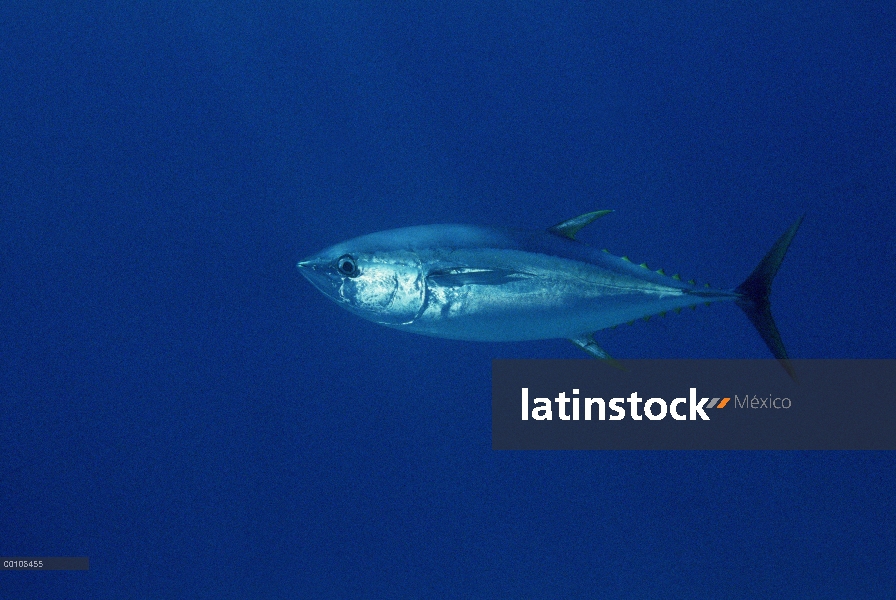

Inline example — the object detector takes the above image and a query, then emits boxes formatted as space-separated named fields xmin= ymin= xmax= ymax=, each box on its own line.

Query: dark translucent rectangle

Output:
xmin=492 ymin=360 xmax=896 ymax=450
xmin=0 ymin=557 xmax=89 ymax=571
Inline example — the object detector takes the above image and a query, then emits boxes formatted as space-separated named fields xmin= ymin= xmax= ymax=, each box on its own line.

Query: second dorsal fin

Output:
xmin=548 ymin=210 xmax=613 ymax=240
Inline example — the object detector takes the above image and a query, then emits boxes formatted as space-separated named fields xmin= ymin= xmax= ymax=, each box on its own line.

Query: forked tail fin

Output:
xmin=735 ymin=216 xmax=804 ymax=379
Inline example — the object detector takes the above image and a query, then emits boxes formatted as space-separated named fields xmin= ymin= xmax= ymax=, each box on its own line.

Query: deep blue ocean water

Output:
xmin=2 ymin=1 xmax=895 ymax=597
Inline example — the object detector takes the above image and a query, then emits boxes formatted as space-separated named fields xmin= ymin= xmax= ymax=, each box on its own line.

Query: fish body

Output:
xmin=297 ymin=211 xmax=802 ymax=375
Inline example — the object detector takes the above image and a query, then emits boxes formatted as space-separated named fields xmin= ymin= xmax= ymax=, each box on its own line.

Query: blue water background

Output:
xmin=2 ymin=1 xmax=895 ymax=597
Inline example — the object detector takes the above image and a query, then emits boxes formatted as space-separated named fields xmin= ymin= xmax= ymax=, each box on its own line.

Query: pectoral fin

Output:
xmin=570 ymin=334 xmax=626 ymax=371
xmin=427 ymin=268 xmax=532 ymax=287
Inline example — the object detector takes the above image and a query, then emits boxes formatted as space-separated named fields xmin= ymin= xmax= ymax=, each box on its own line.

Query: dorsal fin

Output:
xmin=548 ymin=210 xmax=613 ymax=240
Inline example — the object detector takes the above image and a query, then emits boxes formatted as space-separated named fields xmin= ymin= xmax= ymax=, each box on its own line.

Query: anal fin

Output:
xmin=569 ymin=334 xmax=626 ymax=371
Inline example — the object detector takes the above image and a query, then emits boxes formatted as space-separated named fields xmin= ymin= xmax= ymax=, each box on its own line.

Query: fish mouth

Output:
xmin=296 ymin=257 xmax=328 ymax=272
xmin=296 ymin=257 xmax=337 ymax=293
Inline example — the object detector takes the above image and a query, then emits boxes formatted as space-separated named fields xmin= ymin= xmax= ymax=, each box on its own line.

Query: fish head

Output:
xmin=297 ymin=232 xmax=426 ymax=326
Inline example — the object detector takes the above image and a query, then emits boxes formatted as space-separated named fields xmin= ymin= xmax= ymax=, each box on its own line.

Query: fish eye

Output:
xmin=336 ymin=254 xmax=358 ymax=277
